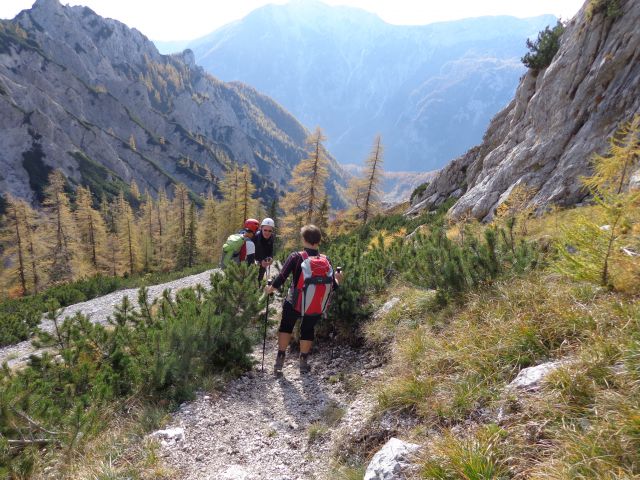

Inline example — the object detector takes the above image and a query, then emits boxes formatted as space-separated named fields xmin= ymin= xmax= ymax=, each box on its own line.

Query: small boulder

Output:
xmin=364 ymin=437 xmax=420 ymax=480
xmin=630 ymin=168 xmax=640 ymax=191
xmin=375 ymin=298 xmax=401 ymax=319
xmin=151 ymin=427 xmax=185 ymax=443
xmin=506 ymin=361 xmax=564 ymax=391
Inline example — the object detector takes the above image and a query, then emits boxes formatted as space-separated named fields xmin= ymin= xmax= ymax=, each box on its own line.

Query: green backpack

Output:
xmin=220 ymin=233 xmax=245 ymax=267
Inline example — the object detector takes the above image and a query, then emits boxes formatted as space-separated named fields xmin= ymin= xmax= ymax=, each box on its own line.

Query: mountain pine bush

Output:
xmin=324 ymin=207 xmax=540 ymax=341
xmin=0 ymin=262 xmax=262 ymax=477
xmin=521 ymin=21 xmax=565 ymax=71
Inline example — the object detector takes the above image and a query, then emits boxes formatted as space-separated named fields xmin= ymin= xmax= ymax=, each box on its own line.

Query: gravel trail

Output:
xmin=157 ymin=327 xmax=383 ymax=480
xmin=0 ymin=269 xmax=219 ymax=368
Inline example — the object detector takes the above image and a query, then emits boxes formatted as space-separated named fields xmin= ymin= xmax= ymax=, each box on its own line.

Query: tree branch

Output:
xmin=10 ymin=407 xmax=60 ymax=436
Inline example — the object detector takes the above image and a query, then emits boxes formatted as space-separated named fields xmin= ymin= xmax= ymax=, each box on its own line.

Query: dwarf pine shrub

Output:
xmin=324 ymin=208 xmax=540 ymax=342
xmin=0 ymin=262 xmax=261 ymax=476
xmin=521 ymin=21 xmax=565 ymax=71
xmin=0 ymin=265 xmax=213 ymax=347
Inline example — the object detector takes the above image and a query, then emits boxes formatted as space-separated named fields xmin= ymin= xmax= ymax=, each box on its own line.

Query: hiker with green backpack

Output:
xmin=220 ymin=219 xmax=260 ymax=268
xmin=265 ymin=224 xmax=343 ymax=375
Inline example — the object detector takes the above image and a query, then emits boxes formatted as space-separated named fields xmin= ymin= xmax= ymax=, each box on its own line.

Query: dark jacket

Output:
xmin=254 ymin=230 xmax=275 ymax=262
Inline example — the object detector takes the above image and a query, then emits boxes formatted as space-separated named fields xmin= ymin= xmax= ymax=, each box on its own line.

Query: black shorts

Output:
xmin=278 ymin=301 xmax=320 ymax=341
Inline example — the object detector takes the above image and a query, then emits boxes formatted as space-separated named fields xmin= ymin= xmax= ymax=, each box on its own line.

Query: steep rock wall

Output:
xmin=408 ymin=0 xmax=640 ymax=220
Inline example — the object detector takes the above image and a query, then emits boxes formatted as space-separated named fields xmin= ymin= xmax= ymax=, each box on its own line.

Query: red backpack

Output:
xmin=289 ymin=251 xmax=334 ymax=316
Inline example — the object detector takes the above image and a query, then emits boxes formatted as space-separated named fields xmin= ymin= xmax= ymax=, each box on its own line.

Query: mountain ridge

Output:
xmin=168 ymin=2 xmax=557 ymax=171
xmin=0 ymin=0 xmax=346 ymax=207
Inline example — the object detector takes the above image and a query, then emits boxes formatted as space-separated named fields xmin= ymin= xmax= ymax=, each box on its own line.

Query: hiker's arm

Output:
xmin=266 ymin=237 xmax=275 ymax=259
xmin=334 ymin=270 xmax=343 ymax=287
xmin=328 ymin=257 xmax=341 ymax=289
xmin=270 ymin=252 xmax=297 ymax=290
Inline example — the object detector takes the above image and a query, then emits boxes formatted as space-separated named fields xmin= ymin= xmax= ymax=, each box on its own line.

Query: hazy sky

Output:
xmin=1 ymin=0 xmax=585 ymax=41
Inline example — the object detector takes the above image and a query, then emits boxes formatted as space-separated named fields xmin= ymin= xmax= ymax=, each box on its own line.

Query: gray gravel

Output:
xmin=157 ymin=329 xmax=383 ymax=480
xmin=0 ymin=269 xmax=219 ymax=368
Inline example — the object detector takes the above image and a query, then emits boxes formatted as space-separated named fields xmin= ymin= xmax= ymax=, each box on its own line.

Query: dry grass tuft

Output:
xmin=370 ymin=271 xmax=639 ymax=477
xmin=36 ymin=403 xmax=175 ymax=480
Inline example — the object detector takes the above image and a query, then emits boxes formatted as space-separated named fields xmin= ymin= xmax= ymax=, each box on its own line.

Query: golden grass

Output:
xmin=367 ymin=270 xmax=639 ymax=478
xmin=34 ymin=403 xmax=176 ymax=480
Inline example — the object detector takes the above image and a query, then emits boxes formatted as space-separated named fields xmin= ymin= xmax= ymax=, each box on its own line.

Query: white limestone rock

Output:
xmin=151 ymin=427 xmax=185 ymax=443
xmin=364 ymin=437 xmax=420 ymax=480
xmin=507 ymin=361 xmax=565 ymax=391
xmin=375 ymin=298 xmax=401 ymax=319
xmin=409 ymin=0 xmax=640 ymax=220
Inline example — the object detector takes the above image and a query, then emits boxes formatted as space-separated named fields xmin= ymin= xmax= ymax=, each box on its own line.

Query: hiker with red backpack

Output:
xmin=220 ymin=218 xmax=260 ymax=268
xmin=265 ymin=224 xmax=343 ymax=375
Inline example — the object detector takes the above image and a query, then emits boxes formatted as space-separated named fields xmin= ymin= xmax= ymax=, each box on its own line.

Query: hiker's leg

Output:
xmin=278 ymin=332 xmax=292 ymax=351
xmin=278 ymin=302 xmax=297 ymax=346
xmin=299 ymin=339 xmax=312 ymax=354
xmin=299 ymin=315 xmax=319 ymax=373
xmin=299 ymin=315 xmax=319 ymax=348
xmin=274 ymin=302 xmax=297 ymax=374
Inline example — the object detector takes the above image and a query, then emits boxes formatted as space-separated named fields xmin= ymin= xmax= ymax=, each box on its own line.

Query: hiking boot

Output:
xmin=299 ymin=353 xmax=311 ymax=374
xmin=274 ymin=351 xmax=286 ymax=376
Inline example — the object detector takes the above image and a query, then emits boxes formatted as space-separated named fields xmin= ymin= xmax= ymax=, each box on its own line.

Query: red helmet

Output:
xmin=244 ymin=218 xmax=260 ymax=233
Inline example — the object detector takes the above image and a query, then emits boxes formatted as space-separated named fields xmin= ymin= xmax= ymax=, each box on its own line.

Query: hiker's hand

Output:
xmin=265 ymin=285 xmax=276 ymax=295
xmin=334 ymin=270 xmax=344 ymax=284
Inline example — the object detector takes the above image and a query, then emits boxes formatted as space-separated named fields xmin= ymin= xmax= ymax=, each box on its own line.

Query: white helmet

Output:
xmin=261 ymin=217 xmax=275 ymax=228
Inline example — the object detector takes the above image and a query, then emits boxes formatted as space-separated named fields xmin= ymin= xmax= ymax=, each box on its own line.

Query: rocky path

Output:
xmin=0 ymin=269 xmax=219 ymax=368
xmin=157 ymin=321 xmax=384 ymax=480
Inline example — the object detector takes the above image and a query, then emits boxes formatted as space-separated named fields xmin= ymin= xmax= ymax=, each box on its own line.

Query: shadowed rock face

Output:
xmin=408 ymin=0 xmax=640 ymax=221
xmin=0 ymin=0 xmax=345 ymax=205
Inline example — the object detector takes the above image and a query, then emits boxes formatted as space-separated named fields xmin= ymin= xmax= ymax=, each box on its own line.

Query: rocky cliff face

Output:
xmin=0 ymin=0 xmax=344 ymax=205
xmin=408 ymin=0 xmax=640 ymax=220
xmin=181 ymin=0 xmax=555 ymax=172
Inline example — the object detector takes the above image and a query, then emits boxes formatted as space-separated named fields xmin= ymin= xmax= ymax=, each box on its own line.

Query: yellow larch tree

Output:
xmin=75 ymin=186 xmax=109 ymax=275
xmin=115 ymin=191 xmax=141 ymax=276
xmin=282 ymin=127 xmax=330 ymax=242
xmin=139 ymin=190 xmax=156 ymax=271
xmin=197 ymin=191 xmax=219 ymax=263
xmin=219 ymin=166 xmax=243 ymax=238
xmin=130 ymin=179 xmax=141 ymax=201
xmin=43 ymin=170 xmax=83 ymax=283
xmin=1 ymin=196 xmax=44 ymax=295
xmin=348 ymin=135 xmax=384 ymax=225
xmin=169 ymin=183 xmax=190 ymax=267
xmin=556 ymin=115 xmax=640 ymax=292
xmin=155 ymin=187 xmax=172 ymax=271
xmin=239 ymin=165 xmax=258 ymax=223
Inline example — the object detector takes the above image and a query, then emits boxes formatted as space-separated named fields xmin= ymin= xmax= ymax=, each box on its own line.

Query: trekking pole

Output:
xmin=330 ymin=267 xmax=342 ymax=361
xmin=261 ymin=279 xmax=272 ymax=372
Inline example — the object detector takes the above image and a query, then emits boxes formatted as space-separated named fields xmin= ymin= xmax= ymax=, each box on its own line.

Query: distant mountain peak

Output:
xmin=0 ymin=0 xmax=346 ymax=207
xmin=185 ymin=9 xmax=557 ymax=172
xmin=31 ymin=0 xmax=63 ymax=12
